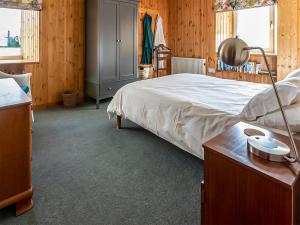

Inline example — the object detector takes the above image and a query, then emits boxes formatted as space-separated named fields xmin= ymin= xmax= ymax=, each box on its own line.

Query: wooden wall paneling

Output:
xmin=169 ymin=0 xmax=297 ymax=81
xmin=183 ymin=2 xmax=190 ymax=57
xmin=192 ymin=0 xmax=199 ymax=58
xmin=25 ymin=0 xmax=85 ymax=108
xmin=298 ymin=0 xmax=300 ymax=75
xmin=138 ymin=0 xmax=170 ymax=57
xmin=0 ymin=0 xmax=85 ymax=109
xmin=201 ymin=0 xmax=207 ymax=59
xmin=138 ymin=8 xmax=156 ymax=63
xmin=277 ymin=0 xmax=298 ymax=80
xmin=0 ymin=64 xmax=25 ymax=74
xmin=168 ymin=0 xmax=181 ymax=57
xmin=65 ymin=0 xmax=85 ymax=100
xmin=207 ymin=0 xmax=216 ymax=72
xmin=4 ymin=0 xmax=300 ymax=107
xmin=168 ymin=0 xmax=216 ymax=73
xmin=65 ymin=0 xmax=73 ymax=93
xmin=78 ymin=0 xmax=85 ymax=100
xmin=168 ymin=0 xmax=174 ymax=56
xmin=25 ymin=0 xmax=49 ymax=108
xmin=47 ymin=0 xmax=66 ymax=105
xmin=138 ymin=0 xmax=169 ymax=76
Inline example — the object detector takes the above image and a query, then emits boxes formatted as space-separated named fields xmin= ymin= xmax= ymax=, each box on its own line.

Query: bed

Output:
xmin=107 ymin=73 xmax=299 ymax=159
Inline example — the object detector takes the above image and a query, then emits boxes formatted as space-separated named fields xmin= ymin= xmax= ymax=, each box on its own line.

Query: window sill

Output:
xmin=0 ymin=60 xmax=39 ymax=65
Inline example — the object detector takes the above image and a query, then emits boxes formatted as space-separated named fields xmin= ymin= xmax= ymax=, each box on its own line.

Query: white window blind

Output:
xmin=216 ymin=11 xmax=233 ymax=50
xmin=21 ymin=10 xmax=39 ymax=62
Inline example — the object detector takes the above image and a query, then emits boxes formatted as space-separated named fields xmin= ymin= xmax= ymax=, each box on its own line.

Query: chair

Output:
xmin=0 ymin=71 xmax=34 ymax=121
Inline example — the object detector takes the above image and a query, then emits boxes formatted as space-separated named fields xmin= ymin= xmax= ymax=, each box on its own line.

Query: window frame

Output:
xmin=0 ymin=55 xmax=23 ymax=60
xmin=0 ymin=8 xmax=40 ymax=63
xmin=0 ymin=8 xmax=22 ymax=60
xmin=232 ymin=5 xmax=277 ymax=54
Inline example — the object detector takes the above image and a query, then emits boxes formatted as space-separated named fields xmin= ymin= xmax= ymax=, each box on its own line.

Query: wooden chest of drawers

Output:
xmin=202 ymin=122 xmax=300 ymax=225
xmin=0 ymin=78 xmax=33 ymax=216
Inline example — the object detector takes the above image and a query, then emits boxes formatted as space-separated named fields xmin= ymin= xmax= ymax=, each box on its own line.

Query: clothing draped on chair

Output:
xmin=141 ymin=14 xmax=154 ymax=65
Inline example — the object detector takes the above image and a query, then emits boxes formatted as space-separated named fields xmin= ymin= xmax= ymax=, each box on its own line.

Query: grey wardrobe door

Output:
xmin=101 ymin=0 xmax=118 ymax=82
xmin=118 ymin=2 xmax=137 ymax=80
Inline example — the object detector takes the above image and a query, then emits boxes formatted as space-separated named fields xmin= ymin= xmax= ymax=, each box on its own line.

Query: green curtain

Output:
xmin=141 ymin=14 xmax=154 ymax=65
xmin=215 ymin=0 xmax=277 ymax=12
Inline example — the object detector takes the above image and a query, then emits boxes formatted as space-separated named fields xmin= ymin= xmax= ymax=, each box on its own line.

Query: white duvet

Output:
xmin=107 ymin=74 xmax=269 ymax=159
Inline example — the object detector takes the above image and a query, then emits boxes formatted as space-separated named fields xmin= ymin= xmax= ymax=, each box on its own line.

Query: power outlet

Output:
xmin=208 ymin=68 xmax=216 ymax=74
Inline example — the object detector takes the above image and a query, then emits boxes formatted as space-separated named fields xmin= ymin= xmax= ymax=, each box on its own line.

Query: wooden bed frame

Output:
xmin=116 ymin=115 xmax=122 ymax=129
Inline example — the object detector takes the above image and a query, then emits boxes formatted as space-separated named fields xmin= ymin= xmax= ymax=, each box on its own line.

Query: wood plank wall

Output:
xmin=168 ymin=0 xmax=216 ymax=74
xmin=138 ymin=0 xmax=170 ymax=75
xmin=277 ymin=0 xmax=298 ymax=80
xmin=168 ymin=0 xmax=300 ymax=80
xmin=0 ymin=0 xmax=85 ymax=109
xmin=28 ymin=0 xmax=84 ymax=108
xmin=2 ymin=0 xmax=299 ymax=109
xmin=138 ymin=0 xmax=169 ymax=63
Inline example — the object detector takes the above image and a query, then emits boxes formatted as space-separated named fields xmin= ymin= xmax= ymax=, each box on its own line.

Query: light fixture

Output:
xmin=218 ymin=37 xmax=299 ymax=163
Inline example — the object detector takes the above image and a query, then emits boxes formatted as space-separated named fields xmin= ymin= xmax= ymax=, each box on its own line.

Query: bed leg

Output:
xmin=116 ymin=115 xmax=122 ymax=129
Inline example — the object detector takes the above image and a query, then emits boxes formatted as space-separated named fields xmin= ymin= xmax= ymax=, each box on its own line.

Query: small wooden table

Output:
xmin=0 ymin=78 xmax=33 ymax=216
xmin=202 ymin=122 xmax=300 ymax=225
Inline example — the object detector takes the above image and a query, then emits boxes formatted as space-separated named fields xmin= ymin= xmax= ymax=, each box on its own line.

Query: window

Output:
xmin=0 ymin=8 xmax=39 ymax=62
xmin=0 ymin=9 xmax=21 ymax=59
xmin=216 ymin=5 xmax=277 ymax=54
xmin=234 ymin=6 xmax=277 ymax=53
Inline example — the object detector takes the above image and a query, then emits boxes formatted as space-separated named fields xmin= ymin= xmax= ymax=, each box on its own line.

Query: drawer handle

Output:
xmin=107 ymin=87 xmax=112 ymax=91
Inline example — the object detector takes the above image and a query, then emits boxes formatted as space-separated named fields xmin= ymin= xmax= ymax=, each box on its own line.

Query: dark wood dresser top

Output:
xmin=0 ymin=78 xmax=31 ymax=109
xmin=203 ymin=122 xmax=300 ymax=187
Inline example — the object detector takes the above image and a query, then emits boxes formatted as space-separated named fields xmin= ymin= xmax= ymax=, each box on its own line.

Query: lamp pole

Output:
xmin=244 ymin=47 xmax=299 ymax=163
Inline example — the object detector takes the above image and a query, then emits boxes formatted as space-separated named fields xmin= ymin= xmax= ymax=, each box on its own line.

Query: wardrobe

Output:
xmin=85 ymin=0 xmax=138 ymax=108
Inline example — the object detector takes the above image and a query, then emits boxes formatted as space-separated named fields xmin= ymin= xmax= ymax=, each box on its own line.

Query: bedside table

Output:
xmin=201 ymin=122 xmax=300 ymax=225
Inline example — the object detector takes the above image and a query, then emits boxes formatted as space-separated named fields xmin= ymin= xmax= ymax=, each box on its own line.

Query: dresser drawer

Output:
xmin=100 ymin=82 xmax=120 ymax=99
xmin=100 ymin=79 xmax=138 ymax=100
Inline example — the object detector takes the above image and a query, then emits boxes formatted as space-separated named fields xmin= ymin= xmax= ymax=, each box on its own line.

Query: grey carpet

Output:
xmin=0 ymin=101 xmax=203 ymax=225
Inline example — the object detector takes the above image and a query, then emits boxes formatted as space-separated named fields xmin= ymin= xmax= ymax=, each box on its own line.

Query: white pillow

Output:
xmin=285 ymin=68 xmax=300 ymax=79
xmin=241 ymin=81 xmax=298 ymax=121
xmin=278 ymin=77 xmax=300 ymax=103
xmin=257 ymin=102 xmax=300 ymax=132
